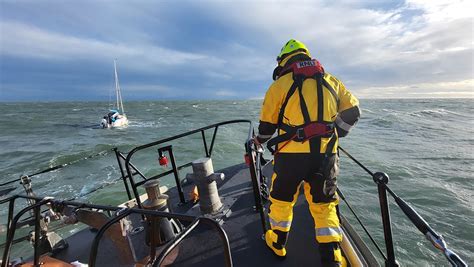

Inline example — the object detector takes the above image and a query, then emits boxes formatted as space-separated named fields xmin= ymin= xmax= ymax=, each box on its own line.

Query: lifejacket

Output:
xmin=267 ymin=58 xmax=340 ymax=155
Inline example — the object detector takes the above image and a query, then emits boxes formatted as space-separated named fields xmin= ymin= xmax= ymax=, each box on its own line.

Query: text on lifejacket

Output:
xmin=297 ymin=61 xmax=316 ymax=68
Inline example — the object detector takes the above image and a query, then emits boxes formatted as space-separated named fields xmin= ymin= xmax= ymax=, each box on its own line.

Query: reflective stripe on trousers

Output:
xmin=269 ymin=217 xmax=292 ymax=229
xmin=316 ymin=226 xmax=342 ymax=238
xmin=268 ymin=153 xmax=342 ymax=240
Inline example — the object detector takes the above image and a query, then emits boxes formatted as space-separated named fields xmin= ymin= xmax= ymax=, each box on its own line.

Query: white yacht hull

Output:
xmin=101 ymin=115 xmax=128 ymax=128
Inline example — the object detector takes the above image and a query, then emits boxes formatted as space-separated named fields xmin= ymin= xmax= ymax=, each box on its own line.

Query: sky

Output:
xmin=0 ymin=0 xmax=473 ymax=101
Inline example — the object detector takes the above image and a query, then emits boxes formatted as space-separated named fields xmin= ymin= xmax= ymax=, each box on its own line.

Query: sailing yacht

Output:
xmin=100 ymin=60 xmax=129 ymax=128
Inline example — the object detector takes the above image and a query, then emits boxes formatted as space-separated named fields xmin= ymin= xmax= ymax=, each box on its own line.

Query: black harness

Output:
xmin=267 ymin=58 xmax=340 ymax=156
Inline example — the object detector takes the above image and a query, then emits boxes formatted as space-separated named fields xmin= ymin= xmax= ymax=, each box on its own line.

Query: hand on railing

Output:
xmin=250 ymin=136 xmax=265 ymax=153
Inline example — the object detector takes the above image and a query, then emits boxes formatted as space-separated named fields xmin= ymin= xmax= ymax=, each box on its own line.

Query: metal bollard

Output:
xmin=142 ymin=180 xmax=175 ymax=246
xmin=186 ymin=158 xmax=224 ymax=214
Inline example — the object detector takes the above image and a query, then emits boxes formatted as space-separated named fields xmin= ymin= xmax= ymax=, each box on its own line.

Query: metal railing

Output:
xmin=244 ymin=135 xmax=467 ymax=267
xmin=1 ymin=119 xmax=467 ymax=267
xmin=121 ymin=120 xmax=253 ymax=209
xmin=337 ymin=146 xmax=467 ymax=267
xmin=1 ymin=120 xmax=253 ymax=267
xmin=244 ymin=139 xmax=269 ymax=235
xmin=1 ymin=195 xmax=233 ymax=267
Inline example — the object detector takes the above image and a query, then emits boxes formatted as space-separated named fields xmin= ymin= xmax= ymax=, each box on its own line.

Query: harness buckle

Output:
xmin=296 ymin=128 xmax=306 ymax=140
xmin=300 ymin=122 xmax=334 ymax=141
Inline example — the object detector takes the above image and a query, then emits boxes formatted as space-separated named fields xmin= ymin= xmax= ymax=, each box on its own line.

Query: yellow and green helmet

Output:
xmin=277 ymin=39 xmax=310 ymax=62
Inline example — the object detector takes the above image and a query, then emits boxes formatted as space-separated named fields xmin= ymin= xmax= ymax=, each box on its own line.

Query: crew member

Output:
xmin=107 ymin=110 xmax=119 ymax=123
xmin=255 ymin=39 xmax=360 ymax=266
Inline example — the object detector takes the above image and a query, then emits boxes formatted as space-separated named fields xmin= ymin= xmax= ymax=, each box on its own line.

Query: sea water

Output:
xmin=0 ymin=99 xmax=472 ymax=265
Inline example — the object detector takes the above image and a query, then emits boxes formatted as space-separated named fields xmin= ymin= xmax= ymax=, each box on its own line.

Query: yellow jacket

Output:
xmin=258 ymin=53 xmax=360 ymax=153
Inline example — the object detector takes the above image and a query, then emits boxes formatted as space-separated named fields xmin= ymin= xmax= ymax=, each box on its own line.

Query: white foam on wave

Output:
xmin=49 ymin=184 xmax=73 ymax=196
xmin=128 ymin=119 xmax=163 ymax=128
xmin=411 ymin=108 xmax=463 ymax=117
xmin=79 ymin=184 xmax=92 ymax=196
xmin=380 ymin=108 xmax=402 ymax=117
xmin=441 ymin=182 xmax=472 ymax=208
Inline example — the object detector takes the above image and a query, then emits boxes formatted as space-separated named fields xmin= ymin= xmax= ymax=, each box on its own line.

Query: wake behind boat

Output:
xmin=100 ymin=60 xmax=128 ymax=129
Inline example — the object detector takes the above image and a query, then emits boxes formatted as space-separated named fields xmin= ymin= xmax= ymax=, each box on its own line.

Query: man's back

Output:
xmin=261 ymin=60 xmax=358 ymax=154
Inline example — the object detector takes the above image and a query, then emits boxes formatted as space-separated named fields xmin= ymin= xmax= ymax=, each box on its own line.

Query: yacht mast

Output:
xmin=113 ymin=59 xmax=125 ymax=115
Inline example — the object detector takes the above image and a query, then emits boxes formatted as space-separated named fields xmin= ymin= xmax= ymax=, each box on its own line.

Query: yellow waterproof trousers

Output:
xmin=267 ymin=153 xmax=343 ymax=263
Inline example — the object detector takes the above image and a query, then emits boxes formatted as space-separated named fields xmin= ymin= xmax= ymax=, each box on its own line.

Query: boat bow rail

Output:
xmin=0 ymin=120 xmax=468 ymax=266
xmin=244 ymin=132 xmax=468 ymax=266
xmin=119 ymin=120 xmax=253 ymax=209
xmin=336 ymin=147 xmax=468 ymax=267
xmin=0 ymin=195 xmax=233 ymax=267
xmin=1 ymin=120 xmax=257 ymax=267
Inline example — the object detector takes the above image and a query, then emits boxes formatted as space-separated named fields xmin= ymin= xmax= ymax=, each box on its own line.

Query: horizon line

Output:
xmin=1 ymin=96 xmax=473 ymax=103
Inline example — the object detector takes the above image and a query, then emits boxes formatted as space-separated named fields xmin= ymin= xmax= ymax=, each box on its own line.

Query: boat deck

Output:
xmin=50 ymin=163 xmax=376 ymax=266
xmin=168 ymin=163 xmax=324 ymax=266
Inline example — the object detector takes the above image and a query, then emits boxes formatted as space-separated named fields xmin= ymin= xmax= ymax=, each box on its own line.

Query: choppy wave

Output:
xmin=48 ymin=148 xmax=112 ymax=167
xmin=409 ymin=108 xmax=464 ymax=118
xmin=366 ymin=117 xmax=394 ymax=128
xmin=361 ymin=108 xmax=374 ymax=114
xmin=128 ymin=119 xmax=163 ymax=128
xmin=0 ymin=99 xmax=472 ymax=264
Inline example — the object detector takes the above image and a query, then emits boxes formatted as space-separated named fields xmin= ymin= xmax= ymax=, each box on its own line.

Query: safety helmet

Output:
xmin=277 ymin=39 xmax=310 ymax=62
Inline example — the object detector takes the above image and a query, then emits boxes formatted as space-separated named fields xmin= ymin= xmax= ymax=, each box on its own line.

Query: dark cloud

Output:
xmin=1 ymin=0 xmax=472 ymax=101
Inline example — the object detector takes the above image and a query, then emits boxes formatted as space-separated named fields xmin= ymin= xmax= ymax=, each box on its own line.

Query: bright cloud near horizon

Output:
xmin=0 ymin=0 xmax=473 ymax=101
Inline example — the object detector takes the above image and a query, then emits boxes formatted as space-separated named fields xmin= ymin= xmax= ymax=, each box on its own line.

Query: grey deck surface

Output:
xmin=147 ymin=163 xmax=325 ymax=266
xmin=52 ymin=163 xmax=361 ymax=266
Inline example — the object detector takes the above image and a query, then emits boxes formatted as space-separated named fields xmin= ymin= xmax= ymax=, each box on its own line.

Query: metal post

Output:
xmin=373 ymin=172 xmax=399 ymax=267
xmin=246 ymin=142 xmax=267 ymax=234
xmin=201 ymin=130 xmax=209 ymax=157
xmin=209 ymin=126 xmax=219 ymax=156
xmin=5 ymin=198 xmax=16 ymax=242
xmin=114 ymin=148 xmax=132 ymax=200
xmin=33 ymin=204 xmax=41 ymax=267
xmin=168 ymin=147 xmax=186 ymax=204
xmin=122 ymin=153 xmax=143 ymax=209
xmin=128 ymin=169 xmax=143 ymax=209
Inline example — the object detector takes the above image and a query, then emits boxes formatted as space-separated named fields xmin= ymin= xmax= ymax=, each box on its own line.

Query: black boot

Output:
xmin=264 ymin=229 xmax=289 ymax=258
xmin=319 ymin=242 xmax=342 ymax=267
